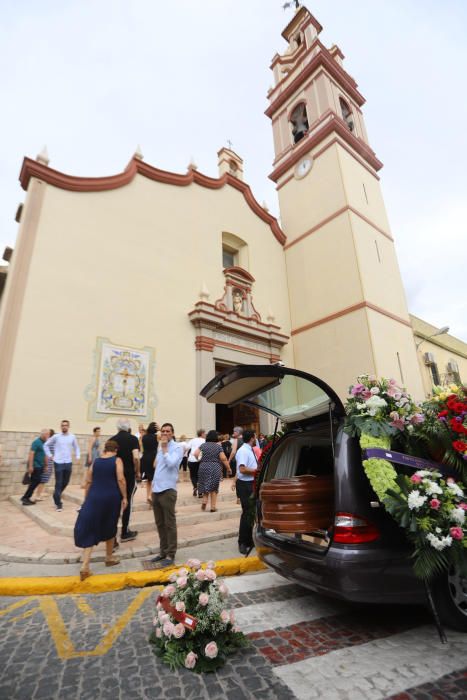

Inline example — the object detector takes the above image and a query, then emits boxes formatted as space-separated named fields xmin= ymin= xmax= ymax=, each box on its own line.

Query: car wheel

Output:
xmin=432 ymin=565 xmax=467 ymax=632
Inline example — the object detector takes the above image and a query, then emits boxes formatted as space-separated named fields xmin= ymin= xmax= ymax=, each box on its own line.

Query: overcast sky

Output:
xmin=1 ymin=0 xmax=466 ymax=340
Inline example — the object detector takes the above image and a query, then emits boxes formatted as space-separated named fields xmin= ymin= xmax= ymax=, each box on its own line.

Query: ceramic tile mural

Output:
xmin=96 ymin=343 xmax=150 ymax=415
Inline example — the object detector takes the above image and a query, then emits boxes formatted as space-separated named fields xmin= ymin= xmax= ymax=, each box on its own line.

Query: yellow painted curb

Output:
xmin=0 ymin=556 xmax=267 ymax=596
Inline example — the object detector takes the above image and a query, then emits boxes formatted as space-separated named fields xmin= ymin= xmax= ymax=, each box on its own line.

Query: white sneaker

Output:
xmin=56 ymin=507 xmax=63 ymax=512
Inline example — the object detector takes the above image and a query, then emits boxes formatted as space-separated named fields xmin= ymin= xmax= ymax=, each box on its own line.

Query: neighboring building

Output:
xmin=0 ymin=6 xmax=464 ymax=496
xmin=411 ymin=315 xmax=467 ymax=397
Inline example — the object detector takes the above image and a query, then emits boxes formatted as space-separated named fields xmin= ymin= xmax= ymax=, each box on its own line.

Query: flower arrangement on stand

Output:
xmin=149 ymin=559 xmax=248 ymax=672
xmin=344 ymin=375 xmax=467 ymax=581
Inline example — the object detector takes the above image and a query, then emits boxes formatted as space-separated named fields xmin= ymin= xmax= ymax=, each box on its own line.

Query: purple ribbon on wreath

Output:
xmin=364 ymin=448 xmax=449 ymax=475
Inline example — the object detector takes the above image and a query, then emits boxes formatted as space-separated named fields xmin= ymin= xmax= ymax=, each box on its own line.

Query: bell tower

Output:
xmin=269 ymin=5 xmax=423 ymax=398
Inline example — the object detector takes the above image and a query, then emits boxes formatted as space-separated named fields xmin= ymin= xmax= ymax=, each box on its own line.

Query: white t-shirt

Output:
xmin=178 ymin=440 xmax=190 ymax=455
xmin=187 ymin=437 xmax=205 ymax=462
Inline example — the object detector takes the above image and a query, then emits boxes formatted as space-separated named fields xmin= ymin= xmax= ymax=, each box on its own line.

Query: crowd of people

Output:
xmin=20 ymin=419 xmax=268 ymax=579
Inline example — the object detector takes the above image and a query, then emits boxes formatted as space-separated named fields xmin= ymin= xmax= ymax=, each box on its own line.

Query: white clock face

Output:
xmin=294 ymin=157 xmax=313 ymax=179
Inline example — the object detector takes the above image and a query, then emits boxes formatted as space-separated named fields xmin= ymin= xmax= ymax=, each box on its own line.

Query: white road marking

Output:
xmin=273 ymin=624 xmax=467 ymax=700
xmin=226 ymin=571 xmax=291 ymax=594
xmin=234 ymin=594 xmax=344 ymax=633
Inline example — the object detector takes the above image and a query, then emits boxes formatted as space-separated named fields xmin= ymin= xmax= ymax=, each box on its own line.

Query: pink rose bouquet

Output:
xmin=149 ymin=559 xmax=248 ymax=672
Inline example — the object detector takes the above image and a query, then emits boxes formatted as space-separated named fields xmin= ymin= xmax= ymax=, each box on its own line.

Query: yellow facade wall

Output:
xmin=291 ymin=308 xmax=376 ymax=399
xmin=337 ymin=146 xmax=391 ymax=233
xmin=350 ymin=213 xmax=411 ymax=320
xmin=366 ymin=309 xmax=424 ymax=399
xmin=285 ymin=212 xmax=363 ymax=331
xmin=278 ymin=143 xmax=347 ymax=242
xmin=0 ymin=175 xmax=293 ymax=435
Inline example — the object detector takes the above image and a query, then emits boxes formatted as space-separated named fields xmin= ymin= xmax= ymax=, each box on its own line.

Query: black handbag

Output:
xmin=22 ymin=470 xmax=31 ymax=485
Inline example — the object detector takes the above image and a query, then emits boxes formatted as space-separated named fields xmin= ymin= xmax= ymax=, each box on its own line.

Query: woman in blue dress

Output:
xmin=74 ymin=439 xmax=127 ymax=580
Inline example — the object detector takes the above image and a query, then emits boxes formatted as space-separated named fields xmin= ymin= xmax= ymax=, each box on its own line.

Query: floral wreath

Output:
xmin=345 ymin=375 xmax=467 ymax=582
xmin=149 ymin=559 xmax=248 ymax=672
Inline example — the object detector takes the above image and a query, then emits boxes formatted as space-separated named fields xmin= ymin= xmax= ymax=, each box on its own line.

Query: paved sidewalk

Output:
xmin=1 ymin=479 xmax=241 ymax=571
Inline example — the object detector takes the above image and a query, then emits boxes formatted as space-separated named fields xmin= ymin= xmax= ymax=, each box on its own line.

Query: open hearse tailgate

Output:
xmin=200 ymin=365 xmax=345 ymax=424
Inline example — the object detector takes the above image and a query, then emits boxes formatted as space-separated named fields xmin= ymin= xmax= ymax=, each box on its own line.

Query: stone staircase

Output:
xmin=6 ymin=479 xmax=241 ymax=563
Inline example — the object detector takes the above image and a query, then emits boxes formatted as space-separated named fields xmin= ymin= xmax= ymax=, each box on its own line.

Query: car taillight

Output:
xmin=333 ymin=512 xmax=380 ymax=544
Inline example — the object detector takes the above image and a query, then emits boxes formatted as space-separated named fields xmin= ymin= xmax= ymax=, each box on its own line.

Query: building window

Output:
xmin=290 ymin=102 xmax=309 ymax=144
xmin=446 ymin=360 xmax=461 ymax=385
xmin=339 ymin=97 xmax=354 ymax=132
xmin=222 ymin=232 xmax=248 ymax=270
xmin=222 ymin=247 xmax=236 ymax=269
xmin=430 ymin=362 xmax=441 ymax=386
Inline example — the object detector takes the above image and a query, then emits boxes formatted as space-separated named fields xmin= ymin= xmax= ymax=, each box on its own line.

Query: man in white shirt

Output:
xmin=235 ymin=430 xmax=258 ymax=555
xmin=44 ymin=419 xmax=80 ymax=512
xmin=187 ymin=429 xmax=205 ymax=497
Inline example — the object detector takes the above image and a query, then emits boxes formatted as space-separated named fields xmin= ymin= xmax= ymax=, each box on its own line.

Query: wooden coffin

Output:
xmin=260 ymin=474 xmax=333 ymax=533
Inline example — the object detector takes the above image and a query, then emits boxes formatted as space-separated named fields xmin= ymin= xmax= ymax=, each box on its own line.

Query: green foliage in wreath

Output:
xmin=383 ymin=473 xmax=467 ymax=581
xmin=149 ymin=627 xmax=248 ymax=674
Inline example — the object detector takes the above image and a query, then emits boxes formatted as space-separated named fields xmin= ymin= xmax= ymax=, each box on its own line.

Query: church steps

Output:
xmin=8 ymin=494 xmax=239 ymax=537
xmin=61 ymin=485 xmax=236 ymax=510
xmin=0 ymin=518 xmax=239 ymax=565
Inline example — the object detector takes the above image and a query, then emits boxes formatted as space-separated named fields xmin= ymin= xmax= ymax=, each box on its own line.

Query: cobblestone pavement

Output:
xmin=0 ymin=571 xmax=466 ymax=700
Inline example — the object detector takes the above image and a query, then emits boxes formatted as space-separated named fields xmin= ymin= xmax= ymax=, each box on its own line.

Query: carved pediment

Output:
xmin=188 ymin=266 xmax=289 ymax=361
xmin=214 ymin=266 xmax=261 ymax=320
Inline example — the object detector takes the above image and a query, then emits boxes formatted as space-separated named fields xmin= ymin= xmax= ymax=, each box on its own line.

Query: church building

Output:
xmin=0 ymin=6 xmax=465 ymax=496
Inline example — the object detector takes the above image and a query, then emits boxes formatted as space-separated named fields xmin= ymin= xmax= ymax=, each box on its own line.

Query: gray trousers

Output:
xmin=152 ymin=489 xmax=177 ymax=559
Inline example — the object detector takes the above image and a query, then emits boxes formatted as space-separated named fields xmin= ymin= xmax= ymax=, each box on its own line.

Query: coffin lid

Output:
xmin=200 ymin=364 xmax=345 ymax=424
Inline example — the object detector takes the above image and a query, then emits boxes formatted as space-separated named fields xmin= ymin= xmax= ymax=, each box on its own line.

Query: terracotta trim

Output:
xmin=348 ymin=207 xmax=392 ymax=241
xmin=0 ymin=179 xmax=46 ymax=423
xmin=291 ymin=301 xmax=411 ymax=336
xmin=271 ymin=41 xmax=306 ymax=69
xmin=19 ymin=157 xmax=287 ymax=247
xmin=189 ymin=303 xmax=289 ymax=340
xmin=195 ymin=336 xmax=215 ymax=352
xmin=284 ymin=206 xmax=349 ymax=250
xmin=194 ymin=334 xmax=281 ymax=361
xmin=276 ymin=171 xmax=295 ymax=190
xmin=364 ymin=302 xmax=412 ymax=328
xmin=266 ymin=43 xmax=364 ymax=118
xmin=213 ymin=339 xmax=279 ymax=361
xmin=281 ymin=6 xmax=318 ymax=40
xmin=223 ymin=266 xmax=255 ymax=283
xmin=276 ymin=136 xmax=381 ymax=189
xmin=283 ymin=205 xmax=393 ymax=251
xmin=329 ymin=137 xmax=381 ymax=181
xmin=269 ymin=115 xmax=382 ymax=182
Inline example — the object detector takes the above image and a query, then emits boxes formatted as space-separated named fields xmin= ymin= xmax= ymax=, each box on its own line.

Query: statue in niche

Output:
xmin=232 ymin=290 xmax=244 ymax=314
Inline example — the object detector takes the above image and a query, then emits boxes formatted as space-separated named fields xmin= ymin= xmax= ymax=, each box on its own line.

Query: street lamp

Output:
xmin=415 ymin=326 xmax=450 ymax=350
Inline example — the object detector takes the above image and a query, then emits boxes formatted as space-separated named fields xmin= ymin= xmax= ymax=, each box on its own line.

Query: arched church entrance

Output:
xmin=189 ymin=266 xmax=289 ymax=435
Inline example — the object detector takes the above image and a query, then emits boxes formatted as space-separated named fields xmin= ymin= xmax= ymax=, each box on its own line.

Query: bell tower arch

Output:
xmin=268 ymin=5 xmax=423 ymax=398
